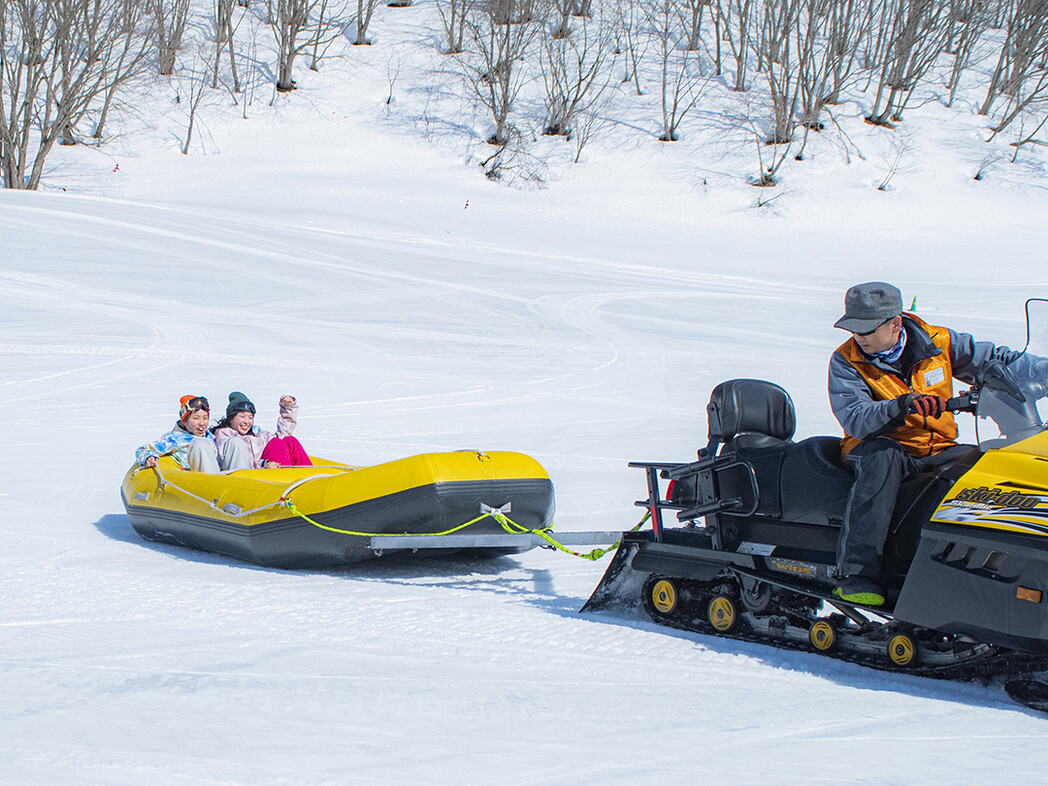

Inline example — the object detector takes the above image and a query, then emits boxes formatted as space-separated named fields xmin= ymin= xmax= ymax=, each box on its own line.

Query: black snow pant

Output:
xmin=836 ymin=437 xmax=973 ymax=581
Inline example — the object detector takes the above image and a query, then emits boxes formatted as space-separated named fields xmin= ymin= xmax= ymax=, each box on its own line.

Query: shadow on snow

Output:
xmin=93 ymin=512 xmax=1034 ymax=717
xmin=93 ymin=511 xmax=574 ymax=614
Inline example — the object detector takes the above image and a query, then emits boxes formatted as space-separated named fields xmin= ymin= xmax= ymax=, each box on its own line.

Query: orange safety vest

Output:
xmin=837 ymin=315 xmax=957 ymax=459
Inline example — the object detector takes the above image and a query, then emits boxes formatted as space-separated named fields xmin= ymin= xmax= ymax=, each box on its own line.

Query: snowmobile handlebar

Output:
xmin=945 ymin=391 xmax=976 ymax=414
xmin=978 ymin=359 xmax=1027 ymax=402
xmin=945 ymin=363 xmax=1028 ymax=415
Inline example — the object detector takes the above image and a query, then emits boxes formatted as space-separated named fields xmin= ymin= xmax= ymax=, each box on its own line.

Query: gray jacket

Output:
xmin=828 ymin=314 xmax=1043 ymax=441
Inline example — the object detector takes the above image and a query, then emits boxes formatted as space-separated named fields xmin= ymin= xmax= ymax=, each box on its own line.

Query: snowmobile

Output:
xmin=584 ymin=300 xmax=1048 ymax=705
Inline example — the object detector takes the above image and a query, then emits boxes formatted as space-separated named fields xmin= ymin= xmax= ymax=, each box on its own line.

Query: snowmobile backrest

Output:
xmin=706 ymin=379 xmax=797 ymax=455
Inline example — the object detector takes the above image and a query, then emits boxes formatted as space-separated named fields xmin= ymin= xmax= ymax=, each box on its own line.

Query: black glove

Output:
xmin=906 ymin=393 xmax=947 ymax=418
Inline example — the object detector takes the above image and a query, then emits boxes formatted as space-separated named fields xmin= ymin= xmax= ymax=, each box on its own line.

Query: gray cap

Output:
xmin=833 ymin=282 xmax=903 ymax=333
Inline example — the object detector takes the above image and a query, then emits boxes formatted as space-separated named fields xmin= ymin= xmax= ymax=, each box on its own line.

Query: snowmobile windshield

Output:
xmin=974 ymin=299 xmax=1048 ymax=451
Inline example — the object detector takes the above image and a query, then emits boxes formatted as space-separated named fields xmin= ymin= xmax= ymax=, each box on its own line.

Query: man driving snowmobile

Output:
xmin=829 ymin=282 xmax=1047 ymax=606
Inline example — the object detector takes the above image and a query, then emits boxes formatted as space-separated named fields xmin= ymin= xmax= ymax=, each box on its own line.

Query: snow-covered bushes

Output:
xmin=4 ymin=0 xmax=1048 ymax=188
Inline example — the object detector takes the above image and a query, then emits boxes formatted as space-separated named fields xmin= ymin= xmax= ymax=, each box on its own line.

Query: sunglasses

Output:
xmin=853 ymin=318 xmax=893 ymax=338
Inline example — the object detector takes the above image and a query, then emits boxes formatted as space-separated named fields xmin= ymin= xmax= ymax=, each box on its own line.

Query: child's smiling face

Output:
xmin=231 ymin=410 xmax=254 ymax=436
xmin=182 ymin=409 xmax=210 ymax=436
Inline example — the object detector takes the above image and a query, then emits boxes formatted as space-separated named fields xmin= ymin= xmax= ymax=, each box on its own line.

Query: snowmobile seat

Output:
xmin=706 ymin=379 xmax=796 ymax=455
xmin=778 ymin=436 xmax=853 ymax=526
xmin=705 ymin=380 xmax=797 ymax=518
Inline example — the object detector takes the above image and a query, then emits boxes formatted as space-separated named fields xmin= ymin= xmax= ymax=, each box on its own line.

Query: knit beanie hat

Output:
xmin=225 ymin=391 xmax=256 ymax=420
xmin=179 ymin=395 xmax=210 ymax=422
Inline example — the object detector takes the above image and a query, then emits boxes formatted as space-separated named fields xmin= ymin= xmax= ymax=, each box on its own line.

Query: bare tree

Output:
xmin=794 ymin=0 xmax=831 ymax=128
xmin=614 ymin=0 xmax=647 ymax=94
xmin=677 ymin=0 xmax=710 ymax=50
xmin=866 ymin=0 xmax=950 ymax=126
xmin=787 ymin=0 xmax=867 ymax=134
xmin=987 ymin=64 xmax=1048 ymax=141
xmin=750 ymin=131 xmax=790 ymax=186
xmin=710 ymin=0 xmax=722 ymax=72
xmin=273 ymin=0 xmax=341 ymax=90
xmin=309 ymin=0 xmax=341 ymax=66
xmin=717 ymin=0 xmax=755 ymax=91
xmin=979 ymin=0 xmax=1048 ymax=116
xmin=212 ymin=0 xmax=242 ymax=91
xmin=645 ymin=0 xmax=706 ymax=140
xmin=0 ymin=0 xmax=150 ymax=189
xmin=238 ymin=14 xmax=264 ymax=117
xmin=994 ymin=95 xmax=1048 ymax=158
xmin=821 ymin=0 xmax=872 ymax=105
xmin=274 ymin=0 xmax=308 ymax=89
xmin=551 ymin=0 xmax=575 ymax=37
xmin=94 ymin=0 xmax=153 ymax=137
xmin=571 ymin=93 xmax=607 ymax=161
xmin=460 ymin=0 xmax=544 ymax=144
xmin=356 ymin=0 xmax=380 ymax=43
xmin=151 ymin=0 xmax=192 ymax=76
xmin=180 ymin=50 xmax=211 ymax=154
xmin=436 ymin=0 xmax=472 ymax=52
xmin=944 ymin=0 xmax=994 ymax=107
xmin=756 ymin=0 xmax=800 ymax=143
xmin=540 ymin=13 xmax=612 ymax=135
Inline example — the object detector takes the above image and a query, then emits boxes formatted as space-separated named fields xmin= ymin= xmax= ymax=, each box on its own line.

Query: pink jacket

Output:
xmin=213 ymin=398 xmax=298 ymax=469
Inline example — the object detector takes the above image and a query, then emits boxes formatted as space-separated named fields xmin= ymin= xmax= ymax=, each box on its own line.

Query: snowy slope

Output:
xmin=6 ymin=184 xmax=1048 ymax=783
xmin=6 ymin=3 xmax=1048 ymax=781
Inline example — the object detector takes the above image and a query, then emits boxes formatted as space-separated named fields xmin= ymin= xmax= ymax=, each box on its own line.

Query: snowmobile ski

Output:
xmin=1005 ymin=679 xmax=1048 ymax=713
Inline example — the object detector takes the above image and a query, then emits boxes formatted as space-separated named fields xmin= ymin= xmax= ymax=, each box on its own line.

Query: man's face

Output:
xmin=852 ymin=315 xmax=902 ymax=355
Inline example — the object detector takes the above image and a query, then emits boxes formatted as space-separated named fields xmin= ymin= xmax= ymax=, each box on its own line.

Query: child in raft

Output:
xmin=135 ymin=395 xmax=220 ymax=472
xmin=211 ymin=392 xmax=312 ymax=471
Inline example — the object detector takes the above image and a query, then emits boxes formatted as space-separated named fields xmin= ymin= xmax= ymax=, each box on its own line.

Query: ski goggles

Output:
xmin=227 ymin=400 xmax=256 ymax=416
xmin=179 ymin=395 xmax=210 ymax=420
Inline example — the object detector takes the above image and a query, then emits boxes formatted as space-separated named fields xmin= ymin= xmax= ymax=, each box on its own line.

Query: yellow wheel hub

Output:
xmin=888 ymin=633 xmax=917 ymax=667
xmin=651 ymin=579 xmax=677 ymax=615
xmin=809 ymin=619 xmax=837 ymax=652
xmin=707 ymin=595 xmax=737 ymax=632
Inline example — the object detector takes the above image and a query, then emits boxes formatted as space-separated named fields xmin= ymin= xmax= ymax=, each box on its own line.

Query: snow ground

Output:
xmin=5 ymin=3 xmax=1048 ymax=782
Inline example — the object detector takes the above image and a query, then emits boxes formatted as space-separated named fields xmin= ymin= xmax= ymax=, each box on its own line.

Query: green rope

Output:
xmin=281 ymin=497 xmax=652 ymax=561
xmin=516 ymin=509 xmax=651 ymax=561
xmin=281 ymin=498 xmax=494 ymax=538
xmin=146 ymin=464 xmax=650 ymax=561
xmin=145 ymin=464 xmax=650 ymax=562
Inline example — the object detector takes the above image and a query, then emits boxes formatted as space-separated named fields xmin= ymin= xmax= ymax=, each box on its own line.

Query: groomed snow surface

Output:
xmin=6 ymin=3 xmax=1048 ymax=782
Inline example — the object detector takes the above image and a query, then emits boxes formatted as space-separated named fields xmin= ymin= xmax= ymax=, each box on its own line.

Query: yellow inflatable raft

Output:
xmin=121 ymin=450 xmax=555 ymax=568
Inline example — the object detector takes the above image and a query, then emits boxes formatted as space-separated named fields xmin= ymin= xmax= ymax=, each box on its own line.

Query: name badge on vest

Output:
xmin=924 ymin=366 xmax=946 ymax=387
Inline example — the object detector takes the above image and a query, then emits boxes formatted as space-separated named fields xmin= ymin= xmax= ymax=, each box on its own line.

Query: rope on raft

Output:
xmin=141 ymin=465 xmax=650 ymax=562
xmin=144 ymin=464 xmax=352 ymax=519
xmin=281 ymin=500 xmax=652 ymax=562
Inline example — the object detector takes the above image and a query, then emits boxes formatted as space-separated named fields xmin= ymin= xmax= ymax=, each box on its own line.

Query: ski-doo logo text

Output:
xmin=954 ymin=486 xmax=1040 ymax=510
